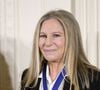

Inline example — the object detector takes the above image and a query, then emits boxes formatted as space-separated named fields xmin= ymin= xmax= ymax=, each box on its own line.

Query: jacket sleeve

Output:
xmin=21 ymin=69 xmax=28 ymax=90
xmin=90 ymin=70 xmax=100 ymax=90
xmin=94 ymin=71 xmax=100 ymax=89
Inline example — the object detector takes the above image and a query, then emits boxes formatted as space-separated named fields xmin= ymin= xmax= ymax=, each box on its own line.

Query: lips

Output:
xmin=44 ymin=49 xmax=56 ymax=51
xmin=43 ymin=49 xmax=56 ymax=54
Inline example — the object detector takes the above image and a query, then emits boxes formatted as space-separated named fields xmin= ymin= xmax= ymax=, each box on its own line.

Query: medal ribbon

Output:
xmin=42 ymin=65 xmax=66 ymax=90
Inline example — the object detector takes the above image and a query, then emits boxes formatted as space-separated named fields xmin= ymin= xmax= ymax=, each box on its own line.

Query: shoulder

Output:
xmin=88 ymin=68 xmax=100 ymax=89
xmin=21 ymin=69 xmax=42 ymax=90
xmin=21 ymin=68 xmax=28 ymax=90
xmin=21 ymin=69 xmax=28 ymax=80
xmin=88 ymin=68 xmax=100 ymax=81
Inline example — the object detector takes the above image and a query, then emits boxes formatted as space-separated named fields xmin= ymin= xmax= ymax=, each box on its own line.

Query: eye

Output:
xmin=53 ymin=34 xmax=61 ymax=37
xmin=39 ymin=34 xmax=47 ymax=38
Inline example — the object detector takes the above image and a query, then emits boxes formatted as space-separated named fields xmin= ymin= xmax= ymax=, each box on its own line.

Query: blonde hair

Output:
xmin=22 ymin=10 xmax=99 ymax=90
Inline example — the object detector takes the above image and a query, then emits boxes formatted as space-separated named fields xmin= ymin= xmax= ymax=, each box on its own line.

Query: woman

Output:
xmin=21 ymin=10 xmax=100 ymax=90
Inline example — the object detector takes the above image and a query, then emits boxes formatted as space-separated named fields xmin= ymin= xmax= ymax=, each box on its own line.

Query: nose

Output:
xmin=45 ymin=37 xmax=53 ymax=46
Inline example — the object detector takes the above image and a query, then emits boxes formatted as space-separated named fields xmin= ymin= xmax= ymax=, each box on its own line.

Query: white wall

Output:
xmin=0 ymin=0 xmax=100 ymax=90
xmin=73 ymin=0 xmax=100 ymax=67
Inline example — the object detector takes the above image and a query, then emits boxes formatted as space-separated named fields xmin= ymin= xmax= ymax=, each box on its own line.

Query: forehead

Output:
xmin=40 ymin=18 xmax=64 ymax=33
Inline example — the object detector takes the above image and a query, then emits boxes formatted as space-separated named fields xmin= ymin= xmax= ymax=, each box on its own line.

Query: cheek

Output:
xmin=39 ymin=39 xmax=45 ymax=49
xmin=55 ymin=39 xmax=65 ymax=48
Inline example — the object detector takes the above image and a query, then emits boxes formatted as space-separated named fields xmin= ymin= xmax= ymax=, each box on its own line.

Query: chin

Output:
xmin=45 ymin=56 xmax=58 ymax=62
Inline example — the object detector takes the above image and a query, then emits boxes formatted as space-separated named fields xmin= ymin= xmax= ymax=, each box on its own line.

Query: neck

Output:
xmin=48 ymin=62 xmax=64 ymax=81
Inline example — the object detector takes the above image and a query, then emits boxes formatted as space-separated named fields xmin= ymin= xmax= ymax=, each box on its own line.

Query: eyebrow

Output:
xmin=40 ymin=32 xmax=64 ymax=34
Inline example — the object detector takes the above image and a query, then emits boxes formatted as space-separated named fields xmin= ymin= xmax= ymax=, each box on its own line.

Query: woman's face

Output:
xmin=39 ymin=18 xmax=65 ymax=63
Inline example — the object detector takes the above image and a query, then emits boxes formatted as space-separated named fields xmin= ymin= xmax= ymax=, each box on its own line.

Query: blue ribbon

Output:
xmin=42 ymin=65 xmax=66 ymax=90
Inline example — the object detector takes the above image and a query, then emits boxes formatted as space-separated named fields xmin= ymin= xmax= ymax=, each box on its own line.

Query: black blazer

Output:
xmin=21 ymin=69 xmax=100 ymax=90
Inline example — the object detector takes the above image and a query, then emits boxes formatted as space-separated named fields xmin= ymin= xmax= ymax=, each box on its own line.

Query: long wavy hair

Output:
xmin=22 ymin=10 xmax=99 ymax=90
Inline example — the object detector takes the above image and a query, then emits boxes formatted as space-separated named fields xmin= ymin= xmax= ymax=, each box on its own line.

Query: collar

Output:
xmin=39 ymin=64 xmax=68 ymax=80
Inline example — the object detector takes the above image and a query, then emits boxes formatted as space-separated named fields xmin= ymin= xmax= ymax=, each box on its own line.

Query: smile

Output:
xmin=44 ymin=49 xmax=56 ymax=53
xmin=44 ymin=49 xmax=56 ymax=51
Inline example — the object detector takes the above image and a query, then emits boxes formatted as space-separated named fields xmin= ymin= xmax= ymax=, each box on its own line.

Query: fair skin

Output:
xmin=39 ymin=18 xmax=65 ymax=81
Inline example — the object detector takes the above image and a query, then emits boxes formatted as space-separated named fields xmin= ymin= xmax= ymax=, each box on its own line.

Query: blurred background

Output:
xmin=0 ymin=0 xmax=100 ymax=90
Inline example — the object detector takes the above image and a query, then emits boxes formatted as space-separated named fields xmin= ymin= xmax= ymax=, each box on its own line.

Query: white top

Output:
xmin=39 ymin=65 xmax=68 ymax=90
